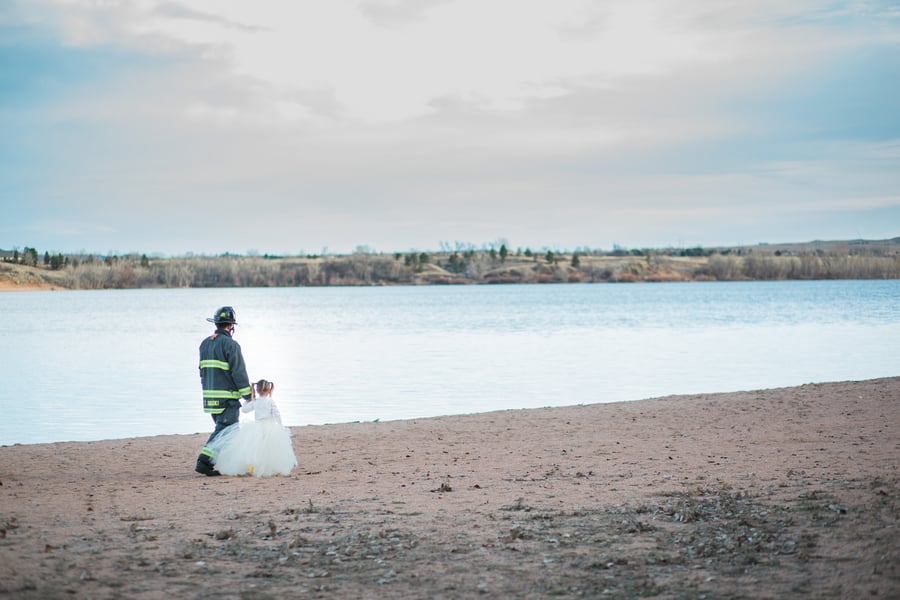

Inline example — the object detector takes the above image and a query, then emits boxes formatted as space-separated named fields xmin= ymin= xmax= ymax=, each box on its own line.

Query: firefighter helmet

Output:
xmin=207 ymin=306 xmax=238 ymax=324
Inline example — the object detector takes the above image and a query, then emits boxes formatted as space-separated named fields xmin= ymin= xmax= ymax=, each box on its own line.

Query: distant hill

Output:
xmin=727 ymin=238 xmax=900 ymax=255
xmin=2 ymin=238 xmax=899 ymax=259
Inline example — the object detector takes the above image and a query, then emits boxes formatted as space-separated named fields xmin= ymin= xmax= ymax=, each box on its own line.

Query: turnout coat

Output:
xmin=199 ymin=328 xmax=252 ymax=414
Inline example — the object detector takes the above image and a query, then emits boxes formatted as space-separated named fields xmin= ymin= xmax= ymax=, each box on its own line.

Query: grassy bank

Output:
xmin=2 ymin=239 xmax=899 ymax=290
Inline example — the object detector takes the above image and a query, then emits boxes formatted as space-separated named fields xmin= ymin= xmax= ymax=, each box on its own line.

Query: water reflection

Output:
xmin=1 ymin=281 xmax=897 ymax=444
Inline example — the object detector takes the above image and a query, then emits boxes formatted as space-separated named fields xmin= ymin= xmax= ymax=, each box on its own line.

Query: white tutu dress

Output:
xmin=208 ymin=395 xmax=297 ymax=477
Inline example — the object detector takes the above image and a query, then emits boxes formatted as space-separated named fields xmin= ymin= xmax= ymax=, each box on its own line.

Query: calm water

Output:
xmin=1 ymin=281 xmax=897 ymax=445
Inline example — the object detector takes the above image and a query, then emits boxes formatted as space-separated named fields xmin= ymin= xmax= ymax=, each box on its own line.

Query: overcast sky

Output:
xmin=2 ymin=0 xmax=898 ymax=256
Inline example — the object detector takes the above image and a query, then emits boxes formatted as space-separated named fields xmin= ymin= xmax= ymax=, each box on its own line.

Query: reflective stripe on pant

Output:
xmin=198 ymin=401 xmax=240 ymax=465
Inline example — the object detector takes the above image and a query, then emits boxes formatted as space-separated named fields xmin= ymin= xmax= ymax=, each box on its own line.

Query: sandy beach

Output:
xmin=1 ymin=378 xmax=897 ymax=599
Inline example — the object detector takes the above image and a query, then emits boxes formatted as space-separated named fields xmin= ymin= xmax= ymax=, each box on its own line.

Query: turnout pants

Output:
xmin=196 ymin=401 xmax=241 ymax=471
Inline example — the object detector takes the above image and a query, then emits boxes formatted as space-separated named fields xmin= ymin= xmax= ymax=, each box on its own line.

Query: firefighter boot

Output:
xmin=195 ymin=456 xmax=221 ymax=477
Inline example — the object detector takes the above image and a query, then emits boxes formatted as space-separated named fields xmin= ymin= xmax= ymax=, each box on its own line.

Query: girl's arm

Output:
xmin=273 ymin=403 xmax=283 ymax=425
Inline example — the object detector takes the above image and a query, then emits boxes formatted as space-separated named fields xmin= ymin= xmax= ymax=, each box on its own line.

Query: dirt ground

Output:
xmin=1 ymin=378 xmax=897 ymax=599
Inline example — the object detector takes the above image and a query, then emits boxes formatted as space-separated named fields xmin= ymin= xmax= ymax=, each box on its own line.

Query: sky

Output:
xmin=1 ymin=0 xmax=899 ymax=256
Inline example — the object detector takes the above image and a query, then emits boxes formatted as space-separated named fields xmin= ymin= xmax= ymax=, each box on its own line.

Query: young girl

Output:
xmin=208 ymin=379 xmax=297 ymax=477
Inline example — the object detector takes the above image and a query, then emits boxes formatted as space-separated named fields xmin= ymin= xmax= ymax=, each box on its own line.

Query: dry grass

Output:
xmin=2 ymin=241 xmax=899 ymax=290
xmin=0 ymin=263 xmax=67 ymax=290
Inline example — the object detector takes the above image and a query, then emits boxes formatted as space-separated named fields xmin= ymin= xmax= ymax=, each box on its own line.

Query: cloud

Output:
xmin=357 ymin=0 xmax=452 ymax=28
xmin=2 ymin=0 xmax=898 ymax=255
xmin=151 ymin=2 xmax=268 ymax=33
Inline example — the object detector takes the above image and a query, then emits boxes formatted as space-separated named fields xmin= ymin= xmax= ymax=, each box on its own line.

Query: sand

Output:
xmin=1 ymin=378 xmax=897 ymax=599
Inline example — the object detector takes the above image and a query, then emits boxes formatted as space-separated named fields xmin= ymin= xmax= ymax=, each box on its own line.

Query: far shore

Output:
xmin=3 ymin=237 xmax=899 ymax=291
xmin=2 ymin=377 xmax=897 ymax=598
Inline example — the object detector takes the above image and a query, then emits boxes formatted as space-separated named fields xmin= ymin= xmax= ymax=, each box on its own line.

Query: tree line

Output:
xmin=2 ymin=241 xmax=899 ymax=290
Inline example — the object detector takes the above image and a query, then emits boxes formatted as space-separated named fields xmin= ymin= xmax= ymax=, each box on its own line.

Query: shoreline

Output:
xmin=3 ymin=376 xmax=893 ymax=448
xmin=2 ymin=278 xmax=899 ymax=292
xmin=2 ymin=377 xmax=897 ymax=598
xmin=1 ymin=377 xmax=895 ymax=449
xmin=0 ymin=281 xmax=58 ymax=292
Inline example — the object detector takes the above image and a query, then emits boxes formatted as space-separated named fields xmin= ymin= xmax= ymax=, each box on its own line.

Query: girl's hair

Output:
xmin=255 ymin=379 xmax=275 ymax=396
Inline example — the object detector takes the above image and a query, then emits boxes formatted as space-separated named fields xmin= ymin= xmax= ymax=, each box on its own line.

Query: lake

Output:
xmin=1 ymin=280 xmax=897 ymax=445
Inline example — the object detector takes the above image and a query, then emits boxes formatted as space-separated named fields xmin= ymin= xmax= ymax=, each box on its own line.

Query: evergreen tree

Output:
xmin=23 ymin=247 xmax=38 ymax=267
xmin=448 ymin=252 xmax=465 ymax=273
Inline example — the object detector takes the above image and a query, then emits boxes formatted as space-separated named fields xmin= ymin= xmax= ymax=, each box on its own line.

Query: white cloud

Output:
xmin=32 ymin=0 xmax=745 ymax=123
xmin=4 ymin=0 xmax=898 ymax=254
xmin=357 ymin=0 xmax=452 ymax=28
xmin=26 ymin=0 xmax=892 ymax=130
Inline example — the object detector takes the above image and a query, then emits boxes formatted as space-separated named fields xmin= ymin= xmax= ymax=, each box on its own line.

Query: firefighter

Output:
xmin=195 ymin=306 xmax=253 ymax=476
